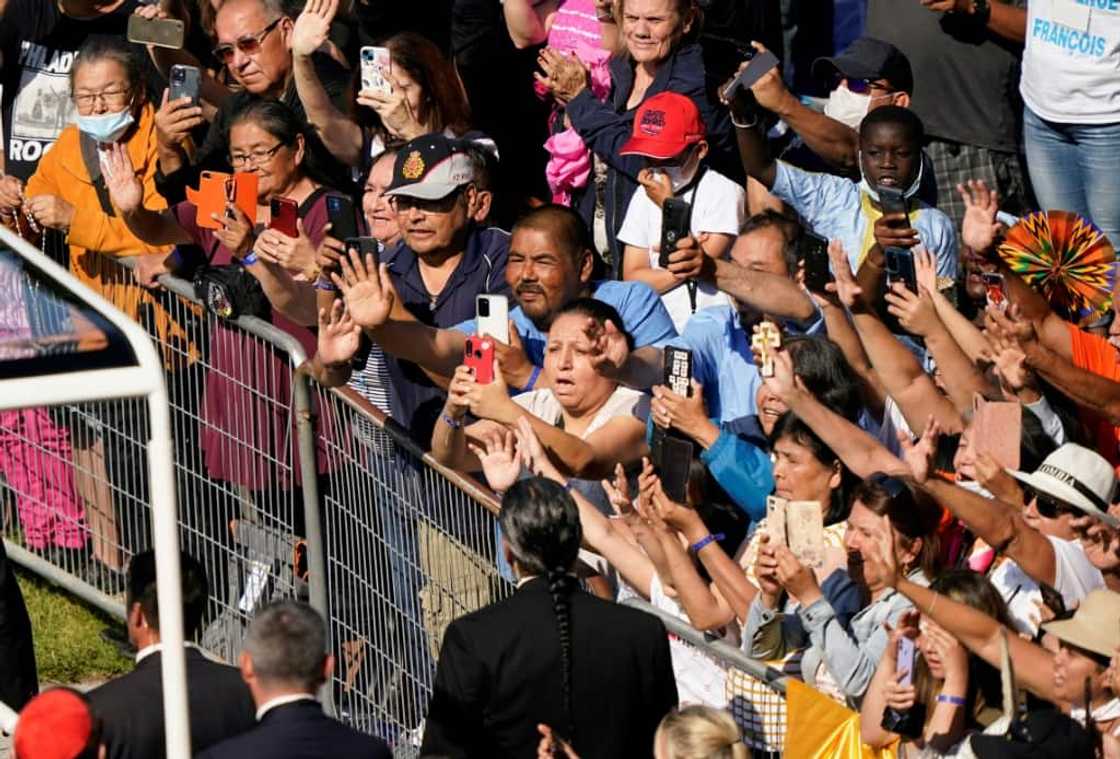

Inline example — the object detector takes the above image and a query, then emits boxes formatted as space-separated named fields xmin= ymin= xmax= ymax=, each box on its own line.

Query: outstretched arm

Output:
xmin=502 ymin=0 xmax=561 ymax=48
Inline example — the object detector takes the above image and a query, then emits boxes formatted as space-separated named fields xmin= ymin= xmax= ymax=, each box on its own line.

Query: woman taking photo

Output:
xmin=291 ymin=0 xmax=472 ymax=171
xmin=860 ymin=571 xmax=1012 ymax=756
xmin=104 ymin=97 xmax=338 ymax=513
xmin=536 ymin=0 xmax=737 ymax=270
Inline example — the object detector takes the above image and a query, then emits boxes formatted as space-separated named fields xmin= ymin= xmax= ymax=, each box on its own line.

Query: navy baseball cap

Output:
xmin=812 ymin=37 xmax=914 ymax=94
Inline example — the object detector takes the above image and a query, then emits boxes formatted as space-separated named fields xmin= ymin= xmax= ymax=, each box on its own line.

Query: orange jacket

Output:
xmin=25 ymin=104 xmax=196 ymax=364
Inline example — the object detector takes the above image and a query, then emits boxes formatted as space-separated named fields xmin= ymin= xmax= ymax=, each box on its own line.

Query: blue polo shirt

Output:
xmin=454 ymin=279 xmax=677 ymax=363
xmin=383 ymin=226 xmax=511 ymax=446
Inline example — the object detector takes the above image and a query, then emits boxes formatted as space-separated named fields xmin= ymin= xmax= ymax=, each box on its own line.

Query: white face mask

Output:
xmin=663 ymin=163 xmax=698 ymax=192
xmin=823 ymin=84 xmax=873 ymax=130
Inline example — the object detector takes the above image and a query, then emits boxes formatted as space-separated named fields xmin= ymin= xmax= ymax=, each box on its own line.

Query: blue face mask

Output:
xmin=76 ymin=108 xmax=135 ymax=144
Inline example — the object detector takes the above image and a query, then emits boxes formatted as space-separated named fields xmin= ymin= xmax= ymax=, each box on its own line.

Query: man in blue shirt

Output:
xmin=326 ymin=204 xmax=678 ymax=398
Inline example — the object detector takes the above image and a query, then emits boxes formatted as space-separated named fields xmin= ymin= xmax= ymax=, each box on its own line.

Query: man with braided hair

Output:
xmin=422 ymin=477 xmax=678 ymax=758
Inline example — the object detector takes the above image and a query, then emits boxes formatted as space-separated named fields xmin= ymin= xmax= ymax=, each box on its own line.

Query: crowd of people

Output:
xmin=2 ymin=0 xmax=1120 ymax=757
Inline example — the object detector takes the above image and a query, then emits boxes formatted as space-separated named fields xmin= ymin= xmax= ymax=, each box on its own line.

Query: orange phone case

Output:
xmin=187 ymin=171 xmax=258 ymax=230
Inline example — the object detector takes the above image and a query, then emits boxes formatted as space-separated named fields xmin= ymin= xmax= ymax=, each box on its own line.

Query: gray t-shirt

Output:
xmin=866 ymin=0 xmax=1025 ymax=153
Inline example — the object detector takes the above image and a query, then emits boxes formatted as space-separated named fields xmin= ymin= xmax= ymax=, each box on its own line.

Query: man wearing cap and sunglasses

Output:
xmin=152 ymin=0 xmax=352 ymax=203
xmin=907 ymin=439 xmax=1113 ymax=636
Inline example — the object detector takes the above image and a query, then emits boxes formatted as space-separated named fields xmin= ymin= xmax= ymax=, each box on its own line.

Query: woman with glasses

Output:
xmin=103 ymin=96 xmax=342 ymax=512
xmin=290 ymin=0 xmax=472 ymax=172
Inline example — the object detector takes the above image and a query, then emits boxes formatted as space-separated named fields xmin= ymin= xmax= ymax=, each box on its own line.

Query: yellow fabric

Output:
xmin=784 ymin=679 xmax=898 ymax=759
xmin=25 ymin=103 xmax=197 ymax=365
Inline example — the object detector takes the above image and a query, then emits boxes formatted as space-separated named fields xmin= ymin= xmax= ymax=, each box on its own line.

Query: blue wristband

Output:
xmin=936 ymin=694 xmax=967 ymax=707
xmin=441 ymin=413 xmax=463 ymax=429
xmin=690 ymin=532 xmax=725 ymax=554
xmin=522 ymin=365 xmax=541 ymax=393
xmin=241 ymin=251 xmax=259 ymax=266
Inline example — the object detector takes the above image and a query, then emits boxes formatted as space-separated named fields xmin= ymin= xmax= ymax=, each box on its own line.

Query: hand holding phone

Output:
xmin=360 ymin=46 xmax=393 ymax=95
xmin=476 ymin=295 xmax=510 ymax=345
xmin=786 ymin=500 xmax=824 ymax=569
xmin=269 ymin=197 xmax=299 ymax=238
xmin=659 ymin=198 xmax=692 ymax=269
xmin=981 ymin=272 xmax=1007 ymax=311
xmin=662 ymin=346 xmax=692 ymax=397
xmin=799 ymin=230 xmax=833 ymax=294
xmin=464 ymin=335 xmax=496 ymax=384
xmin=168 ymin=64 xmax=201 ymax=107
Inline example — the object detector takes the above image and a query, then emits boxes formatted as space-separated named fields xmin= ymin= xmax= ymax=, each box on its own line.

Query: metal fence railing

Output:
xmin=621 ymin=597 xmax=789 ymax=756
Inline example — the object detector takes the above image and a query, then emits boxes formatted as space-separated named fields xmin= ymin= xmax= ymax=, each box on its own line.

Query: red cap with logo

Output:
xmin=620 ymin=92 xmax=706 ymax=159
xmin=13 ymin=688 xmax=98 ymax=759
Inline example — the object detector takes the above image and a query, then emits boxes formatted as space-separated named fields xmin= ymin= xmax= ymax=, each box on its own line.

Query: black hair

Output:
xmin=770 ymin=412 xmax=855 ymax=526
xmin=785 ymin=336 xmax=863 ymax=422
xmin=126 ymin=550 xmax=209 ymax=638
xmin=852 ymin=475 xmax=943 ymax=579
xmin=1019 ymin=407 xmax=1058 ymax=472
xmin=859 ymin=105 xmax=925 ymax=150
xmin=228 ymin=96 xmax=337 ymax=188
xmin=740 ymin=210 xmax=802 ymax=277
xmin=556 ymin=297 xmax=635 ymax=351
xmin=499 ymin=478 xmax=582 ymax=744
xmin=686 ymin=457 xmax=749 ymax=566
xmin=71 ymin=36 xmax=146 ymax=100
xmin=512 ymin=204 xmax=597 ymax=268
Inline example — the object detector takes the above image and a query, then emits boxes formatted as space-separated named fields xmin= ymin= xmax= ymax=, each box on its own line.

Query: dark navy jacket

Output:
xmin=565 ymin=43 xmax=740 ymax=275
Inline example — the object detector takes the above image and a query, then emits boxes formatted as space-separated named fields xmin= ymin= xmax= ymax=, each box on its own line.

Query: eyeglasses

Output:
xmin=212 ymin=17 xmax=282 ymax=64
xmin=390 ymin=187 xmax=467 ymax=214
xmin=73 ymin=88 xmax=131 ymax=111
xmin=1022 ymin=485 xmax=1079 ymax=520
xmin=229 ymin=142 xmax=285 ymax=168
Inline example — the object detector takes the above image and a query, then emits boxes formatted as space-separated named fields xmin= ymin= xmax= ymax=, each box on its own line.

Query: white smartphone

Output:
xmin=786 ymin=500 xmax=824 ymax=569
xmin=476 ymin=294 xmax=510 ymax=344
xmin=360 ymin=46 xmax=392 ymax=95
xmin=765 ymin=495 xmax=788 ymax=548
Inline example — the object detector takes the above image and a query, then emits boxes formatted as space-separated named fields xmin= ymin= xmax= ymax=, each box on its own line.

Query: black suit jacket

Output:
xmin=195 ymin=700 xmax=391 ymax=759
xmin=422 ymin=578 xmax=678 ymax=759
xmin=88 ymin=647 xmax=256 ymax=759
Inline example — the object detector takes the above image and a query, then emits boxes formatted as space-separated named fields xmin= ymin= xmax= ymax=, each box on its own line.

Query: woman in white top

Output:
xmin=432 ymin=298 xmax=649 ymax=489
xmin=1020 ymin=0 xmax=1120 ymax=245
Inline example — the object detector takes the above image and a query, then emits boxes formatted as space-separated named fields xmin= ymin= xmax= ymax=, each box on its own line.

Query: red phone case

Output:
xmin=464 ymin=335 xmax=495 ymax=384
xmin=270 ymin=198 xmax=298 ymax=238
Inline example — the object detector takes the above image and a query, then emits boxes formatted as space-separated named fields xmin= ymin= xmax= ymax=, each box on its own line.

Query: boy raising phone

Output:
xmin=617 ymin=92 xmax=746 ymax=332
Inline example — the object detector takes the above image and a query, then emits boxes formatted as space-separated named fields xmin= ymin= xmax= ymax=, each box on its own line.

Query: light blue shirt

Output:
xmin=771 ymin=161 xmax=958 ymax=281
xmin=454 ymin=280 xmax=678 ymax=366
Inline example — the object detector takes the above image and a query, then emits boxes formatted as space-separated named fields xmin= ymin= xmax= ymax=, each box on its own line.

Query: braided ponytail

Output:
xmin=546 ymin=568 xmax=577 ymax=744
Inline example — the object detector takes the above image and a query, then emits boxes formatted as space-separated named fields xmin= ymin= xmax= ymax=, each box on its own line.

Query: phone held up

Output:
xmin=326 ymin=195 xmax=360 ymax=242
xmin=476 ymin=295 xmax=510 ymax=345
xmin=127 ymin=13 xmax=185 ymax=49
xmin=168 ymin=64 xmax=201 ymax=106
xmin=799 ymin=230 xmax=833 ymax=294
xmin=881 ymin=635 xmax=926 ymax=739
xmin=269 ymin=197 xmax=298 ymax=238
xmin=360 ymin=47 xmax=393 ymax=95
xmin=464 ymin=335 xmax=495 ymax=384
xmin=659 ymin=198 xmax=691 ymax=269
xmin=651 ymin=346 xmax=694 ymax=504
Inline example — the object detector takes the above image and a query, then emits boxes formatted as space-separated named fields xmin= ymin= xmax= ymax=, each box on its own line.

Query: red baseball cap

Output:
xmin=620 ymin=92 xmax=705 ymax=159
xmin=13 ymin=689 xmax=98 ymax=759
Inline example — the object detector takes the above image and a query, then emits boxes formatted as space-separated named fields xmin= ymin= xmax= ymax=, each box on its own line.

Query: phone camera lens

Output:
xmin=478 ymin=301 xmax=489 ymax=317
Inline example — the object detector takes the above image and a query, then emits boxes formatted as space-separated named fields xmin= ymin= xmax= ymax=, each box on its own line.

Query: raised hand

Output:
xmin=601 ymin=462 xmax=633 ymax=516
xmin=873 ymin=212 xmax=919 ymax=251
xmin=864 ymin=513 xmax=902 ymax=588
xmin=535 ymin=48 xmax=589 ymax=103
xmin=651 ymin=379 xmax=714 ymax=443
xmin=291 ymin=0 xmax=338 ymax=58
xmin=747 ymin=42 xmax=792 ymax=113
xmin=637 ymin=168 xmax=673 ymax=209
xmin=650 ymin=475 xmax=703 ymax=534
xmin=664 ymin=233 xmax=713 ymax=282
xmin=898 ymin=415 xmax=940 ymax=483
xmin=824 ymin=238 xmax=863 ymax=309
xmin=333 ymin=251 xmax=395 ymax=329
xmin=317 ymin=299 xmax=360 ymax=367
xmin=584 ymin=317 xmax=630 ymax=379
xmin=469 ymin=428 xmax=523 ymax=494
xmin=974 ymin=451 xmax=1024 ymax=506
xmin=914 ymin=248 xmax=938 ymax=296
xmin=445 ymin=365 xmax=476 ymax=420
xmin=760 ymin=346 xmax=800 ymax=401
xmin=103 ymin=142 xmax=145 ymax=214
xmin=356 ymin=87 xmax=425 ymax=141
xmin=536 ymin=724 xmax=580 ymax=759
xmin=514 ymin=415 xmax=564 ymax=483
xmin=884 ymin=281 xmax=938 ymax=336
xmin=958 ymin=179 xmax=1002 ymax=253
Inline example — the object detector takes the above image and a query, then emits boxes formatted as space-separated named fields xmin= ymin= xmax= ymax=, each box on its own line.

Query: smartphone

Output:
xmin=127 ymin=14 xmax=185 ymax=49
xmin=189 ymin=170 xmax=230 ymax=230
xmin=344 ymin=236 xmax=380 ymax=261
xmin=981 ymin=272 xmax=1007 ymax=311
xmin=269 ymin=197 xmax=298 ymax=238
xmin=464 ymin=335 xmax=495 ymax=384
xmin=360 ymin=46 xmax=393 ymax=95
xmin=751 ymin=321 xmax=781 ymax=378
xmin=659 ymin=197 xmax=692 ymax=269
xmin=765 ymin=495 xmax=788 ymax=548
xmin=720 ymin=49 xmax=780 ymax=102
xmin=878 ymin=185 xmax=910 ymax=225
xmin=973 ymin=395 xmax=1021 ymax=470
xmin=326 ymin=195 xmax=359 ymax=242
xmin=657 ymin=435 xmax=694 ymax=505
xmin=799 ymin=230 xmax=832 ymax=293
xmin=662 ymin=346 xmax=692 ymax=397
xmin=168 ymin=64 xmax=200 ymax=107
xmin=1039 ymin=582 xmax=1067 ymax=619
xmin=884 ymin=248 xmax=918 ymax=293
xmin=786 ymin=500 xmax=824 ymax=569
xmin=476 ymin=295 xmax=510 ymax=344
xmin=228 ymin=172 xmax=258 ymax=224
xmin=896 ymin=636 xmax=916 ymax=687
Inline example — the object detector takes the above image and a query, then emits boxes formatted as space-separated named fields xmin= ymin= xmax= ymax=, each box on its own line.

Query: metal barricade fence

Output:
xmin=621 ymin=597 xmax=789 ymax=757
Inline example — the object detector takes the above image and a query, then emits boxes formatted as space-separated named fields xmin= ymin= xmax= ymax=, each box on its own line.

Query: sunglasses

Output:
xmin=212 ymin=17 xmax=282 ymax=64
xmin=1022 ymin=485 xmax=1079 ymax=520
xmin=831 ymin=75 xmax=887 ymax=96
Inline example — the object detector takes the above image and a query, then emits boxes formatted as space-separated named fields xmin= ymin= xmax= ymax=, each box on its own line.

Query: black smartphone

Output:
xmin=885 ymin=248 xmax=917 ymax=293
xmin=326 ymin=195 xmax=359 ymax=241
xmin=657 ymin=435 xmax=694 ymax=505
xmin=720 ymin=49 xmax=780 ymax=101
xmin=659 ymin=198 xmax=692 ymax=269
xmin=662 ymin=346 xmax=693 ymax=397
xmin=1039 ymin=582 xmax=1068 ymax=619
xmin=344 ymin=236 xmax=380 ymax=262
xmin=798 ymin=230 xmax=832 ymax=293
xmin=168 ymin=64 xmax=200 ymax=106
xmin=878 ymin=185 xmax=910 ymax=226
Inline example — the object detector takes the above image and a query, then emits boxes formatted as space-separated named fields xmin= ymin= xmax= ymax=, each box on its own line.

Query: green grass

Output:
xmin=16 ymin=569 xmax=132 ymax=685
